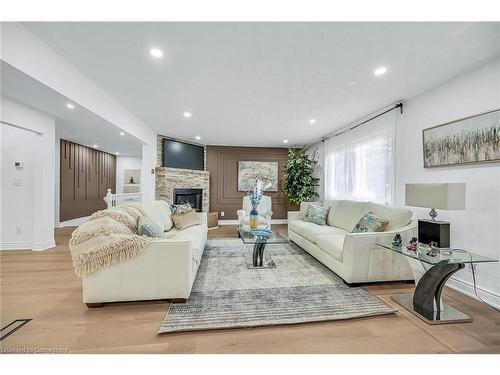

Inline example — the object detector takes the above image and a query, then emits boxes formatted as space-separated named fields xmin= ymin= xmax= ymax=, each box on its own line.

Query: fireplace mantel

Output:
xmin=155 ymin=167 xmax=210 ymax=212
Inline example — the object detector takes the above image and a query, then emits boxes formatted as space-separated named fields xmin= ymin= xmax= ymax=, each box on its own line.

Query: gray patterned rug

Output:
xmin=158 ymin=238 xmax=395 ymax=333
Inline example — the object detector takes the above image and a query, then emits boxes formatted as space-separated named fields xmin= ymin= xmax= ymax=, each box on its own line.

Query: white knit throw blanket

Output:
xmin=69 ymin=204 xmax=153 ymax=277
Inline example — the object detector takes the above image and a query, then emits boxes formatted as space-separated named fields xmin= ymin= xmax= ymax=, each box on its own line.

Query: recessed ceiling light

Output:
xmin=115 ymin=152 xmax=120 ymax=155
xmin=183 ymin=112 xmax=192 ymax=118
xmin=309 ymin=119 xmax=317 ymax=124
xmin=149 ymin=48 xmax=163 ymax=58
xmin=283 ymin=139 xmax=289 ymax=144
xmin=119 ymin=132 xmax=125 ymax=136
xmin=92 ymin=145 xmax=98 ymax=148
xmin=66 ymin=103 xmax=75 ymax=109
xmin=195 ymin=136 xmax=201 ymax=140
xmin=374 ymin=66 xmax=387 ymax=76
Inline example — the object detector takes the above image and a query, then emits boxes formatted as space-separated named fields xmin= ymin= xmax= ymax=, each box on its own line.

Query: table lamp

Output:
xmin=405 ymin=183 xmax=466 ymax=247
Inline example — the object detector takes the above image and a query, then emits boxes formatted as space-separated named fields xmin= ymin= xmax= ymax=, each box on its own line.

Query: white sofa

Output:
xmin=82 ymin=200 xmax=207 ymax=307
xmin=288 ymin=200 xmax=416 ymax=285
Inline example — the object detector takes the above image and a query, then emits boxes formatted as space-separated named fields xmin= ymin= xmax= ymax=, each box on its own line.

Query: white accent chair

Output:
xmin=237 ymin=195 xmax=273 ymax=230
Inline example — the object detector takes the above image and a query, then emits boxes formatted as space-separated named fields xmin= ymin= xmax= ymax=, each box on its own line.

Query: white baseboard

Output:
xmin=447 ymin=276 xmax=500 ymax=309
xmin=56 ymin=216 xmax=88 ymax=227
xmin=32 ymin=240 xmax=56 ymax=251
xmin=218 ymin=220 xmax=239 ymax=225
xmin=218 ymin=219 xmax=288 ymax=226
xmin=0 ymin=241 xmax=33 ymax=251
xmin=0 ymin=239 xmax=55 ymax=251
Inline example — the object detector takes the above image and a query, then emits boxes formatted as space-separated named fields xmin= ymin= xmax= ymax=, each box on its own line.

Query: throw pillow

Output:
xmin=352 ymin=212 xmax=389 ymax=233
xmin=172 ymin=210 xmax=202 ymax=230
xmin=171 ymin=203 xmax=193 ymax=215
xmin=299 ymin=201 xmax=323 ymax=219
xmin=138 ymin=216 xmax=165 ymax=238
xmin=303 ymin=205 xmax=330 ymax=225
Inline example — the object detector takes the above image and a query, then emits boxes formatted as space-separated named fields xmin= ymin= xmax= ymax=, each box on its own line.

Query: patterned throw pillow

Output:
xmin=171 ymin=203 xmax=193 ymax=214
xmin=138 ymin=216 xmax=165 ymax=238
xmin=303 ymin=205 xmax=330 ymax=225
xmin=352 ymin=212 xmax=389 ymax=233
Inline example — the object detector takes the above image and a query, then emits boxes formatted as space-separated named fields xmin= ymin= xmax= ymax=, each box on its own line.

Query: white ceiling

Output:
xmin=1 ymin=62 xmax=143 ymax=156
xmin=23 ymin=22 xmax=500 ymax=147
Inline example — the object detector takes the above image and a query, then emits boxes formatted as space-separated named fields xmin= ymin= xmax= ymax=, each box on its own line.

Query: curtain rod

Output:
xmin=321 ymin=102 xmax=403 ymax=143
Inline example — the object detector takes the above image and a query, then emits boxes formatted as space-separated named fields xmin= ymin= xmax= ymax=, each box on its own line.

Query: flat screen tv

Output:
xmin=162 ymin=139 xmax=204 ymax=171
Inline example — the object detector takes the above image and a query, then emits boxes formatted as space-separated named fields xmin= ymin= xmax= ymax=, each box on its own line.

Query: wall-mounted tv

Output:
xmin=162 ymin=138 xmax=204 ymax=171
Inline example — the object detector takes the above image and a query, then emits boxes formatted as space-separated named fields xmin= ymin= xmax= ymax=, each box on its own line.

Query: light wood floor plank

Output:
xmin=1 ymin=225 xmax=499 ymax=354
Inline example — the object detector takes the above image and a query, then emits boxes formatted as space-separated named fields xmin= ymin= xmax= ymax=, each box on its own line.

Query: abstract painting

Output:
xmin=238 ymin=161 xmax=278 ymax=192
xmin=423 ymin=109 xmax=500 ymax=168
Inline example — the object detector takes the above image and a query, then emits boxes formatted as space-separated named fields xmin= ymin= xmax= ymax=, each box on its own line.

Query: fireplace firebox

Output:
xmin=173 ymin=188 xmax=203 ymax=212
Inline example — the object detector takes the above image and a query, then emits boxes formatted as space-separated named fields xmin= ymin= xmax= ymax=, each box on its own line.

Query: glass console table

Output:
xmin=377 ymin=240 xmax=497 ymax=324
xmin=238 ymin=227 xmax=289 ymax=269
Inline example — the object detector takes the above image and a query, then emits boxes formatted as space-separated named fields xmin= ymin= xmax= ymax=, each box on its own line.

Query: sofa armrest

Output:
xmin=346 ymin=221 xmax=417 ymax=239
xmin=340 ymin=221 xmax=417 ymax=283
xmin=287 ymin=211 xmax=301 ymax=222
xmin=196 ymin=212 xmax=207 ymax=225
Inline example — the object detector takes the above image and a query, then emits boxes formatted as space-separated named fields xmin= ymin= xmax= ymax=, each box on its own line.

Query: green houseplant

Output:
xmin=282 ymin=146 xmax=320 ymax=208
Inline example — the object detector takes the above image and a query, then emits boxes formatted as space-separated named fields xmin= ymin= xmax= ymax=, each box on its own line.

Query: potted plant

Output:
xmin=282 ymin=146 xmax=320 ymax=208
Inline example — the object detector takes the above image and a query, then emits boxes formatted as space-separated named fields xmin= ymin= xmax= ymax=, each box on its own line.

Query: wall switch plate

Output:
xmin=220 ymin=211 xmax=225 ymax=217
xmin=16 ymin=227 xmax=21 ymax=235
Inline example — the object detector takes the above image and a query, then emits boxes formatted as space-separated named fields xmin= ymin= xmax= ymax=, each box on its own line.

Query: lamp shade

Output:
xmin=405 ymin=183 xmax=466 ymax=210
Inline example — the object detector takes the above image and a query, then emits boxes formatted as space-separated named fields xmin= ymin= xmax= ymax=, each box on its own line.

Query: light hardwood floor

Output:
xmin=1 ymin=225 xmax=499 ymax=354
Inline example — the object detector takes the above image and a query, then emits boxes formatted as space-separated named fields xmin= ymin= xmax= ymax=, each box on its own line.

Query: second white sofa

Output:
xmin=288 ymin=200 xmax=416 ymax=285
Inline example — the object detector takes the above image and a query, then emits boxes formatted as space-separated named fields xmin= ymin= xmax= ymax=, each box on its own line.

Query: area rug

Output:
xmin=158 ymin=238 xmax=396 ymax=333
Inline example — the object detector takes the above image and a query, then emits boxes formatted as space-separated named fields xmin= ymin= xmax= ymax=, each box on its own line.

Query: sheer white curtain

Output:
xmin=324 ymin=111 xmax=395 ymax=205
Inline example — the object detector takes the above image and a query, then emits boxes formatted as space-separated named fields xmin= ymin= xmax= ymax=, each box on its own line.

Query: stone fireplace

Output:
xmin=155 ymin=167 xmax=210 ymax=212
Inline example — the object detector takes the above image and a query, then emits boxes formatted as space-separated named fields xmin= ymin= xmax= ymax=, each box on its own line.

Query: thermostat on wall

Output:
xmin=15 ymin=161 xmax=24 ymax=169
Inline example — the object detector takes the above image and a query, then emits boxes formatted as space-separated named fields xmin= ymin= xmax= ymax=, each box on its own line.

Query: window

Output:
xmin=324 ymin=112 xmax=395 ymax=205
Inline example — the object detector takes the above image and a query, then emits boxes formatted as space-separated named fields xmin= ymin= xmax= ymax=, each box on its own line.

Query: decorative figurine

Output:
xmin=426 ymin=241 xmax=439 ymax=257
xmin=407 ymin=237 xmax=418 ymax=251
xmin=392 ymin=233 xmax=402 ymax=247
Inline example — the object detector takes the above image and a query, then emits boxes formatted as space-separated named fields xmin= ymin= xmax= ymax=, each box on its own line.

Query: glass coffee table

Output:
xmin=377 ymin=240 xmax=497 ymax=324
xmin=238 ymin=227 xmax=289 ymax=269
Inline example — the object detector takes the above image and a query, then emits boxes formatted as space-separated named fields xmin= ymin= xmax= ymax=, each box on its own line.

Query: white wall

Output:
xmin=395 ymin=58 xmax=500 ymax=307
xmin=1 ymin=22 xmax=157 ymax=201
xmin=116 ymin=156 xmax=142 ymax=194
xmin=1 ymin=96 xmax=56 ymax=250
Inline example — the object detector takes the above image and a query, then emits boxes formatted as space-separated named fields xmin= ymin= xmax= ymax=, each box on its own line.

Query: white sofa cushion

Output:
xmin=142 ymin=200 xmax=174 ymax=231
xmin=316 ymin=234 xmax=346 ymax=262
xmin=330 ymin=200 xmax=368 ymax=232
xmin=324 ymin=200 xmax=341 ymax=227
xmin=289 ymin=219 xmax=347 ymax=244
xmin=167 ymin=223 xmax=207 ymax=261
xmin=365 ymin=202 xmax=412 ymax=231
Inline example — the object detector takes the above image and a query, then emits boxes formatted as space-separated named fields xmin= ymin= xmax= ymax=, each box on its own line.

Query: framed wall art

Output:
xmin=423 ymin=109 xmax=500 ymax=168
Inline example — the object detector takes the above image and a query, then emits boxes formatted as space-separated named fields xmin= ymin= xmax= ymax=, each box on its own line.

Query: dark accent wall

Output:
xmin=206 ymin=146 xmax=291 ymax=220
xmin=60 ymin=139 xmax=116 ymax=222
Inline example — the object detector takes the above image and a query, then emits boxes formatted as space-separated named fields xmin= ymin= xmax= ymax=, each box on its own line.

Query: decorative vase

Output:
xmin=249 ymin=207 xmax=259 ymax=229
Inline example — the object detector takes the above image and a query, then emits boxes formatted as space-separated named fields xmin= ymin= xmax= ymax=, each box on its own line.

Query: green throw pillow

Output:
xmin=303 ymin=205 xmax=329 ymax=225
xmin=138 ymin=216 xmax=165 ymax=238
xmin=352 ymin=212 xmax=389 ymax=233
